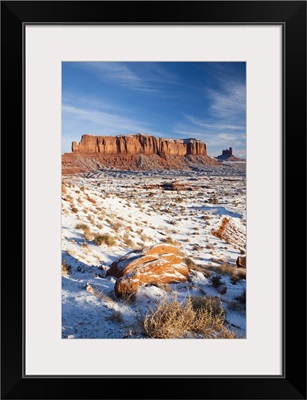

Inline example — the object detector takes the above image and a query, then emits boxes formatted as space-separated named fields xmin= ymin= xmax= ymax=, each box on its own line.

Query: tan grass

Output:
xmin=61 ymin=261 xmax=71 ymax=276
xmin=86 ymin=284 xmax=115 ymax=303
xmin=205 ymin=263 xmax=246 ymax=282
xmin=94 ymin=233 xmax=116 ymax=246
xmin=143 ymin=294 xmax=236 ymax=339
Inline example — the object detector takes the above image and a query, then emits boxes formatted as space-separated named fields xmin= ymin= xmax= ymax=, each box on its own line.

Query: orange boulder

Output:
xmin=107 ymin=244 xmax=189 ymax=298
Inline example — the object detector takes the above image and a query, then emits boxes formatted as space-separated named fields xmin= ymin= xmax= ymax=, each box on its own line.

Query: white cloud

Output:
xmin=208 ymin=81 xmax=246 ymax=119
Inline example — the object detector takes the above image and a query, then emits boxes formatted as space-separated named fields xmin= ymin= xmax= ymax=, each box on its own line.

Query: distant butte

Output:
xmin=62 ymin=133 xmax=218 ymax=175
xmin=215 ymin=147 xmax=243 ymax=162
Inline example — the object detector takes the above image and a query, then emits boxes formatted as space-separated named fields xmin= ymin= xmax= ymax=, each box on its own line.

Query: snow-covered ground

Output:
xmin=62 ymin=167 xmax=246 ymax=339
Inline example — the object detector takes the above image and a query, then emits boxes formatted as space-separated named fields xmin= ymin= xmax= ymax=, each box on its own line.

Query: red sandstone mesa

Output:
xmin=71 ymin=133 xmax=207 ymax=156
xmin=107 ymin=244 xmax=190 ymax=298
xmin=62 ymin=134 xmax=218 ymax=174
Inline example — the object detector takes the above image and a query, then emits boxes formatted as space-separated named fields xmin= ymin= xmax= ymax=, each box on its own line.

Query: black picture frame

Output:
xmin=1 ymin=1 xmax=306 ymax=399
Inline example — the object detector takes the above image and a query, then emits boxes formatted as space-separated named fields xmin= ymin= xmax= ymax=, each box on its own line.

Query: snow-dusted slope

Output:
xmin=62 ymin=168 xmax=246 ymax=339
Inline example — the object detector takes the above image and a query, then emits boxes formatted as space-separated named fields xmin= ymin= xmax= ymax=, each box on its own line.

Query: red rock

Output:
xmin=62 ymin=134 xmax=220 ymax=175
xmin=72 ymin=134 xmax=207 ymax=156
xmin=236 ymin=255 xmax=246 ymax=269
xmin=212 ymin=218 xmax=246 ymax=249
xmin=107 ymin=244 xmax=189 ymax=298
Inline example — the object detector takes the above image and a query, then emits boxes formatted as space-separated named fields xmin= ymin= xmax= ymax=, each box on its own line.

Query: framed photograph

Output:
xmin=1 ymin=1 xmax=306 ymax=399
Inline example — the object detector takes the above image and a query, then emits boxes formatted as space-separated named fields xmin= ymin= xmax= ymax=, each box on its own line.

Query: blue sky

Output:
xmin=62 ymin=62 xmax=246 ymax=157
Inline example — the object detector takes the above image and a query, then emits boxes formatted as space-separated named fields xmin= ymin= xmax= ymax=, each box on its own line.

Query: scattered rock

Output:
xmin=236 ymin=255 xmax=246 ymax=269
xmin=212 ymin=217 xmax=246 ymax=249
xmin=107 ymin=244 xmax=189 ymax=298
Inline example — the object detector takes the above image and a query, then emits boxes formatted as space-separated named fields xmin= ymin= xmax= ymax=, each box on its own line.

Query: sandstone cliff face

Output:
xmin=72 ymin=134 xmax=207 ymax=156
xmin=63 ymin=134 xmax=218 ymax=175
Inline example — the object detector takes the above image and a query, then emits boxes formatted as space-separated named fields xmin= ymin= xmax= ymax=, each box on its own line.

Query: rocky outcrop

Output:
xmin=62 ymin=134 xmax=219 ymax=174
xmin=72 ymin=134 xmax=207 ymax=156
xmin=107 ymin=244 xmax=189 ymax=298
xmin=216 ymin=147 xmax=243 ymax=162
xmin=212 ymin=217 xmax=246 ymax=249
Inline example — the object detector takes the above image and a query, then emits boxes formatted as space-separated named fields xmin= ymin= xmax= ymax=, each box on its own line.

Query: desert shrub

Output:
xmin=208 ymin=196 xmax=218 ymax=204
xmin=87 ymin=215 xmax=94 ymax=223
xmin=184 ymin=257 xmax=200 ymax=271
xmin=94 ymin=233 xmax=116 ymax=246
xmin=84 ymin=229 xmax=94 ymax=241
xmin=86 ymin=284 xmax=115 ymax=303
xmin=163 ymin=236 xmax=179 ymax=245
xmin=235 ymin=290 xmax=246 ymax=305
xmin=192 ymin=308 xmax=235 ymax=338
xmin=61 ymin=261 xmax=71 ymax=276
xmin=211 ymin=275 xmax=222 ymax=288
xmin=144 ymin=295 xmax=195 ymax=339
xmin=203 ymin=269 xmax=212 ymax=278
xmin=110 ymin=221 xmax=122 ymax=232
xmin=205 ymin=263 xmax=246 ymax=283
xmin=122 ymin=233 xmax=134 ymax=248
xmin=143 ymin=295 xmax=235 ymax=339
xmin=190 ymin=296 xmax=224 ymax=316
xmin=140 ymin=233 xmax=148 ymax=242
xmin=107 ymin=310 xmax=123 ymax=323
xmin=75 ymin=223 xmax=89 ymax=231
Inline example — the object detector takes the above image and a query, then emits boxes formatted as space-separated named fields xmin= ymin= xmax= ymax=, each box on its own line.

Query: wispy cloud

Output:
xmin=80 ymin=62 xmax=184 ymax=94
xmin=183 ymin=114 xmax=245 ymax=132
xmin=63 ymin=104 xmax=152 ymax=134
xmin=208 ymin=82 xmax=246 ymax=119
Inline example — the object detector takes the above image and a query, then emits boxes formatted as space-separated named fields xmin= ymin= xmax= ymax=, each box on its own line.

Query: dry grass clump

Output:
xmin=76 ymin=223 xmax=94 ymax=241
xmin=84 ymin=229 xmax=94 ymax=241
xmin=94 ymin=233 xmax=116 ymax=246
xmin=61 ymin=261 xmax=71 ymax=276
xmin=190 ymin=296 xmax=224 ymax=316
xmin=86 ymin=284 xmax=115 ymax=303
xmin=143 ymin=295 xmax=235 ymax=339
xmin=87 ymin=196 xmax=96 ymax=204
xmin=87 ymin=215 xmax=94 ymax=223
xmin=75 ymin=223 xmax=89 ymax=231
xmin=144 ymin=295 xmax=195 ymax=339
xmin=163 ymin=236 xmax=179 ymax=246
xmin=205 ymin=263 xmax=246 ymax=283
xmin=110 ymin=221 xmax=122 ymax=232
xmin=211 ymin=275 xmax=222 ymax=288
xmin=107 ymin=310 xmax=123 ymax=323
xmin=184 ymin=257 xmax=204 ymax=272
xmin=122 ymin=233 xmax=134 ymax=248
